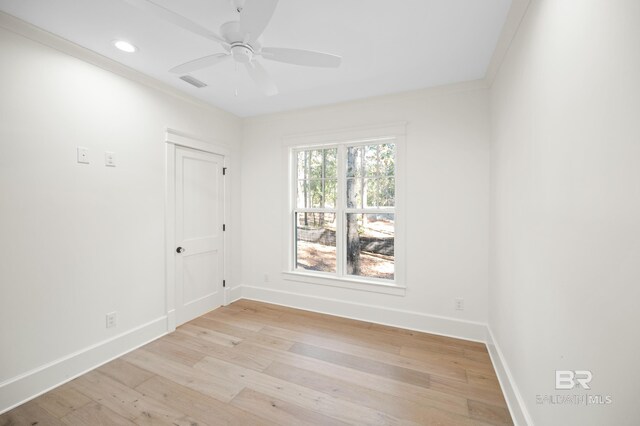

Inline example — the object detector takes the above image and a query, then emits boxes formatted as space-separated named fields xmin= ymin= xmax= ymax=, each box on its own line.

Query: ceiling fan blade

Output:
xmin=170 ymin=53 xmax=230 ymax=74
xmin=239 ymin=0 xmax=279 ymax=42
xmin=122 ymin=0 xmax=227 ymax=44
xmin=260 ymin=47 xmax=342 ymax=68
xmin=244 ymin=61 xmax=278 ymax=96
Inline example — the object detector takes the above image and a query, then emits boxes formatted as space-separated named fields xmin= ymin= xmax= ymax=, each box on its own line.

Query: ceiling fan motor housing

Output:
xmin=231 ymin=44 xmax=253 ymax=63
xmin=221 ymin=21 xmax=259 ymax=63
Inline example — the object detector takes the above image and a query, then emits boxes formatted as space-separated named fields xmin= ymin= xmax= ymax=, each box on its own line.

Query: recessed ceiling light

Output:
xmin=113 ymin=40 xmax=137 ymax=53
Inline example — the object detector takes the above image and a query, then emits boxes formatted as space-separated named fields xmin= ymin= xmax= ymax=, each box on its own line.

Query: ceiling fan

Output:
xmin=123 ymin=0 xmax=342 ymax=95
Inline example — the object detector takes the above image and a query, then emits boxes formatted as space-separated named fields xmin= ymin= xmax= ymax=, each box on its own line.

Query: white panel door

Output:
xmin=175 ymin=146 xmax=224 ymax=326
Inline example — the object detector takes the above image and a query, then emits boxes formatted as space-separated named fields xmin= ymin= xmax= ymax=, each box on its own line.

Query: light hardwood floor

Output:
xmin=0 ymin=300 xmax=513 ymax=425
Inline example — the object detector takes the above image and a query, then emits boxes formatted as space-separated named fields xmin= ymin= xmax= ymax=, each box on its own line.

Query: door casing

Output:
xmin=165 ymin=129 xmax=231 ymax=332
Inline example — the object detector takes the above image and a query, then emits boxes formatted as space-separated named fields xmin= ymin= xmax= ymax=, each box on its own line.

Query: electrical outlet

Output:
xmin=454 ymin=298 xmax=464 ymax=311
xmin=106 ymin=312 xmax=117 ymax=328
xmin=264 ymin=274 xmax=270 ymax=283
xmin=105 ymin=151 xmax=116 ymax=167
xmin=77 ymin=147 xmax=89 ymax=164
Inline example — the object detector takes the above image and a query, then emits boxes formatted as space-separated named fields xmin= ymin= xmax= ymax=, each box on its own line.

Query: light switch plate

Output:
xmin=105 ymin=151 xmax=116 ymax=167
xmin=77 ymin=147 xmax=89 ymax=164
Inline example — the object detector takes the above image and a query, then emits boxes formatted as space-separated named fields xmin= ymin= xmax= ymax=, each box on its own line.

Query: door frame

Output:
xmin=164 ymin=128 xmax=230 ymax=332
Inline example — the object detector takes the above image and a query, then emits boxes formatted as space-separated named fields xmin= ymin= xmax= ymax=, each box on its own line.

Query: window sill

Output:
xmin=282 ymin=271 xmax=406 ymax=296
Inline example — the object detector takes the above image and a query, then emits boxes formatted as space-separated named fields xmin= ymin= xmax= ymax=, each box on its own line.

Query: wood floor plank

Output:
xmin=142 ymin=335 xmax=207 ymax=367
xmin=258 ymin=315 xmax=404 ymax=355
xmin=261 ymin=323 xmax=401 ymax=355
xmin=188 ymin=316 xmax=255 ymax=339
xmin=67 ymin=370 xmax=193 ymax=425
xmin=231 ymin=388 xmax=349 ymax=426
xmin=398 ymin=339 xmax=467 ymax=357
xmin=277 ymin=312 xmax=474 ymax=361
xmin=234 ymin=300 xmax=374 ymax=331
xmin=34 ymin=382 xmax=92 ymax=418
xmin=135 ymin=375 xmax=275 ymax=426
xmin=430 ymin=375 xmax=509 ymax=407
xmin=194 ymin=355 xmax=418 ymax=425
xmin=60 ymin=401 xmax=135 ymax=426
xmin=96 ymin=358 xmax=156 ymax=389
xmin=466 ymin=370 xmax=503 ymax=393
xmin=368 ymin=322 xmax=489 ymax=352
xmin=122 ymin=348 xmax=244 ymax=403
xmin=190 ymin=316 xmax=295 ymax=351
xmin=266 ymin=325 xmax=468 ymax=381
xmin=165 ymin=329 xmax=274 ymax=371
xmin=178 ymin=323 xmax=243 ymax=348
xmin=225 ymin=302 xmax=395 ymax=349
xmin=264 ymin=361 xmax=478 ymax=425
xmin=203 ymin=309 xmax=265 ymax=331
xmin=0 ymin=401 xmax=66 ymax=426
xmin=235 ymin=341 xmax=470 ymax=416
xmin=222 ymin=300 xmax=287 ymax=320
xmin=464 ymin=348 xmax=493 ymax=362
xmin=2 ymin=300 xmax=512 ymax=425
xmin=399 ymin=345 xmax=497 ymax=376
xmin=289 ymin=342 xmax=433 ymax=388
xmin=253 ymin=305 xmax=479 ymax=357
xmin=468 ymin=400 xmax=514 ymax=425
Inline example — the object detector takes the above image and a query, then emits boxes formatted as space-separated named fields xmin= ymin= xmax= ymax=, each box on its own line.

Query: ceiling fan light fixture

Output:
xmin=231 ymin=43 xmax=253 ymax=63
xmin=113 ymin=40 xmax=138 ymax=53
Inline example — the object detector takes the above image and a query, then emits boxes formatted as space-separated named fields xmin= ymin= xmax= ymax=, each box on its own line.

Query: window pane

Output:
xmin=366 ymin=177 xmax=395 ymax=207
xmin=297 ymin=148 xmax=337 ymax=180
xmin=346 ymin=213 xmax=394 ymax=280
xmin=346 ymin=177 xmax=395 ymax=208
xmin=347 ymin=143 xmax=395 ymax=178
xmin=308 ymin=150 xmax=323 ymax=179
xmin=324 ymin=149 xmax=337 ymax=178
xmin=297 ymin=179 xmax=337 ymax=208
xmin=366 ymin=143 xmax=395 ymax=177
xmin=324 ymin=179 xmax=337 ymax=208
xmin=296 ymin=212 xmax=336 ymax=273
xmin=296 ymin=148 xmax=338 ymax=208
xmin=309 ymin=179 xmax=323 ymax=208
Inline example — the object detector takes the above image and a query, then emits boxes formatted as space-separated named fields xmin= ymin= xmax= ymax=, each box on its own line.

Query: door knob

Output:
xmin=176 ymin=247 xmax=185 ymax=254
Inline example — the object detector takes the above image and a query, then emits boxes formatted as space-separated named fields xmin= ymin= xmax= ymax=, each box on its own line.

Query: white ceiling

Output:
xmin=0 ymin=0 xmax=512 ymax=117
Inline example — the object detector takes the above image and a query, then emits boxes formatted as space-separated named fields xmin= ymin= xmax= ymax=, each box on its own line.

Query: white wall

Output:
xmin=6 ymin=1 xmax=638 ymax=422
xmin=0 ymin=19 xmax=241 ymax=411
xmin=240 ymin=82 xmax=491 ymax=337
xmin=489 ymin=0 xmax=640 ymax=424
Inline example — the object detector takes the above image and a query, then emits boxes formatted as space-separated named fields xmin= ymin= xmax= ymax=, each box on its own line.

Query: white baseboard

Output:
xmin=225 ymin=285 xmax=243 ymax=305
xmin=241 ymin=285 xmax=488 ymax=343
xmin=486 ymin=327 xmax=533 ymax=425
xmin=167 ymin=309 xmax=177 ymax=332
xmin=0 ymin=316 xmax=167 ymax=415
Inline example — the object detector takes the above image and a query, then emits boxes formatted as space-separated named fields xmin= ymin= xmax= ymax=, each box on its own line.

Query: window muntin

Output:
xmin=293 ymin=140 xmax=396 ymax=282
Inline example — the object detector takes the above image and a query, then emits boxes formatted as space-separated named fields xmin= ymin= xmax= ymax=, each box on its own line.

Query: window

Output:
xmin=291 ymin=140 xmax=397 ymax=284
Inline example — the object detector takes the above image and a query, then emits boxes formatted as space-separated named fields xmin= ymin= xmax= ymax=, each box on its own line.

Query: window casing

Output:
xmin=290 ymin=137 xmax=399 ymax=287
